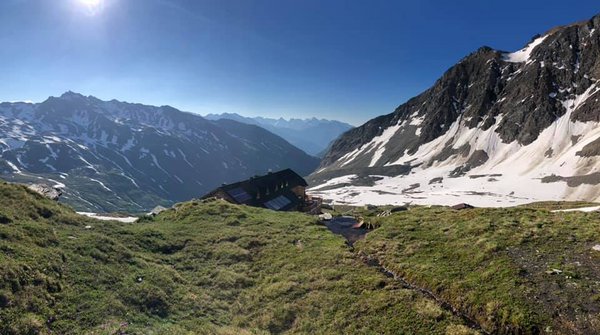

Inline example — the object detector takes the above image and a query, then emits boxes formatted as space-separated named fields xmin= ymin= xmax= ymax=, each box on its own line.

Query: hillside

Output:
xmin=311 ymin=14 xmax=600 ymax=207
xmin=0 ymin=182 xmax=474 ymax=334
xmin=3 ymin=181 xmax=600 ymax=333
xmin=0 ymin=92 xmax=319 ymax=212
xmin=204 ymin=113 xmax=353 ymax=157
xmin=353 ymin=203 xmax=600 ymax=334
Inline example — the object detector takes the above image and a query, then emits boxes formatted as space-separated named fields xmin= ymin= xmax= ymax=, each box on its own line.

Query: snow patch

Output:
xmin=5 ymin=160 xmax=21 ymax=173
xmin=77 ymin=212 xmax=138 ymax=223
xmin=309 ymin=175 xmax=359 ymax=191
xmin=369 ymin=123 xmax=403 ymax=167
xmin=88 ymin=178 xmax=112 ymax=192
xmin=552 ymin=206 xmax=600 ymax=213
xmin=502 ymin=35 xmax=548 ymax=63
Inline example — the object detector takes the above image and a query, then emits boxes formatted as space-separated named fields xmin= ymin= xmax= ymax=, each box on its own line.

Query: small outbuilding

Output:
xmin=451 ymin=203 xmax=475 ymax=210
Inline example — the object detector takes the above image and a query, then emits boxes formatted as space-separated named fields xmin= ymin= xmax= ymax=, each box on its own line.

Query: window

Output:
xmin=226 ymin=187 xmax=252 ymax=203
xmin=264 ymin=195 xmax=292 ymax=210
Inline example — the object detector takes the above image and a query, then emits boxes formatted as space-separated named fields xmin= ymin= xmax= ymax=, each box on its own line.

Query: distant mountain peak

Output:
xmin=59 ymin=91 xmax=88 ymax=100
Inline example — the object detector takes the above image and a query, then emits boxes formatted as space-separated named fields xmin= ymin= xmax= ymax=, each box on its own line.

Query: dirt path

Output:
xmin=323 ymin=217 xmax=489 ymax=333
xmin=356 ymin=251 xmax=490 ymax=335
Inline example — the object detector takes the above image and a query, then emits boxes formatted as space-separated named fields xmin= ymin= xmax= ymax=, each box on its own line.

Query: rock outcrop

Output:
xmin=27 ymin=184 xmax=63 ymax=201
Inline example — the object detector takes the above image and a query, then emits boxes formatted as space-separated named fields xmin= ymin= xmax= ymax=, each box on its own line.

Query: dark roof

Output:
xmin=451 ymin=203 xmax=475 ymax=210
xmin=219 ymin=169 xmax=307 ymax=193
xmin=202 ymin=169 xmax=307 ymax=210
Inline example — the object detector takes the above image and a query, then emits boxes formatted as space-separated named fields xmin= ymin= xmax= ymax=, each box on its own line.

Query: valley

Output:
xmin=0 ymin=93 xmax=319 ymax=213
xmin=3 ymin=3 xmax=600 ymax=334
xmin=204 ymin=113 xmax=354 ymax=157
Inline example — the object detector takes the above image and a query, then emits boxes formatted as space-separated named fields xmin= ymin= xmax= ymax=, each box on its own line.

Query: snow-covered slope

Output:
xmin=310 ymin=14 xmax=600 ymax=207
xmin=0 ymin=92 xmax=319 ymax=212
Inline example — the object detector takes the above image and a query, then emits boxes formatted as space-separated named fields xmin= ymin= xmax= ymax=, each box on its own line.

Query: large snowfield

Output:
xmin=310 ymin=83 xmax=600 ymax=208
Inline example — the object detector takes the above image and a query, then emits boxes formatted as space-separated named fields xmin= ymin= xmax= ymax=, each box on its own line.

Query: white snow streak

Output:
xmin=503 ymin=35 xmax=548 ymax=63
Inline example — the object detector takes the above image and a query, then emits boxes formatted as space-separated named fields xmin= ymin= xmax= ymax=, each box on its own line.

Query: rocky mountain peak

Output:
xmin=60 ymin=90 xmax=85 ymax=98
xmin=311 ymin=13 xmax=600 ymax=208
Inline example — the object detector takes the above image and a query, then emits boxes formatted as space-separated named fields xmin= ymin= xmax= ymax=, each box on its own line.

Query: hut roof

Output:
xmin=202 ymin=169 xmax=307 ymax=211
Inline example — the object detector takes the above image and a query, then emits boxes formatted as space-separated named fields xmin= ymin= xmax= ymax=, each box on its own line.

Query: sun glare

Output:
xmin=77 ymin=0 xmax=103 ymax=15
xmin=80 ymin=0 xmax=101 ymax=6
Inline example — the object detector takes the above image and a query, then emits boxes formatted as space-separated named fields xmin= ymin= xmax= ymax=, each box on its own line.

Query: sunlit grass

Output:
xmin=0 ymin=182 xmax=470 ymax=334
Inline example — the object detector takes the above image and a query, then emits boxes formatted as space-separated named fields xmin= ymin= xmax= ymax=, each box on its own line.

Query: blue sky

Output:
xmin=1 ymin=0 xmax=599 ymax=125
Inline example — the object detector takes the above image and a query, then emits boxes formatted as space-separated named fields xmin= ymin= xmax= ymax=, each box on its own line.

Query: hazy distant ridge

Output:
xmin=204 ymin=113 xmax=353 ymax=156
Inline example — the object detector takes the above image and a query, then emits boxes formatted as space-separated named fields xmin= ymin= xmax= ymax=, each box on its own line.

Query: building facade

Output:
xmin=202 ymin=169 xmax=320 ymax=213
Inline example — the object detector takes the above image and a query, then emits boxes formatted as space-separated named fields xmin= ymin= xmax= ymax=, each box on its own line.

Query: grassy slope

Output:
xmin=518 ymin=201 xmax=599 ymax=210
xmin=355 ymin=205 xmax=600 ymax=334
xmin=0 ymin=182 xmax=472 ymax=334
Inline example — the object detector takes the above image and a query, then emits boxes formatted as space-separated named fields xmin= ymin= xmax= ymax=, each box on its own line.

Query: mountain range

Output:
xmin=0 ymin=92 xmax=319 ymax=212
xmin=204 ymin=113 xmax=354 ymax=156
xmin=310 ymin=14 xmax=600 ymax=207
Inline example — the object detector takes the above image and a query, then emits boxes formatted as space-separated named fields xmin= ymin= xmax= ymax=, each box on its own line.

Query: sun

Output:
xmin=79 ymin=0 xmax=102 ymax=6
xmin=76 ymin=0 xmax=104 ymax=15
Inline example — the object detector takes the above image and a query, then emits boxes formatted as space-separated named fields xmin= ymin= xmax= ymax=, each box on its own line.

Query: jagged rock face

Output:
xmin=0 ymin=92 xmax=319 ymax=212
xmin=312 ymin=14 xmax=600 ymax=206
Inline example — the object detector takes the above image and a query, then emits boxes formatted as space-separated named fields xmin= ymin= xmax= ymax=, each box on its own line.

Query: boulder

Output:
xmin=319 ymin=213 xmax=333 ymax=221
xmin=27 ymin=184 xmax=62 ymax=201
xmin=149 ymin=205 xmax=169 ymax=216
